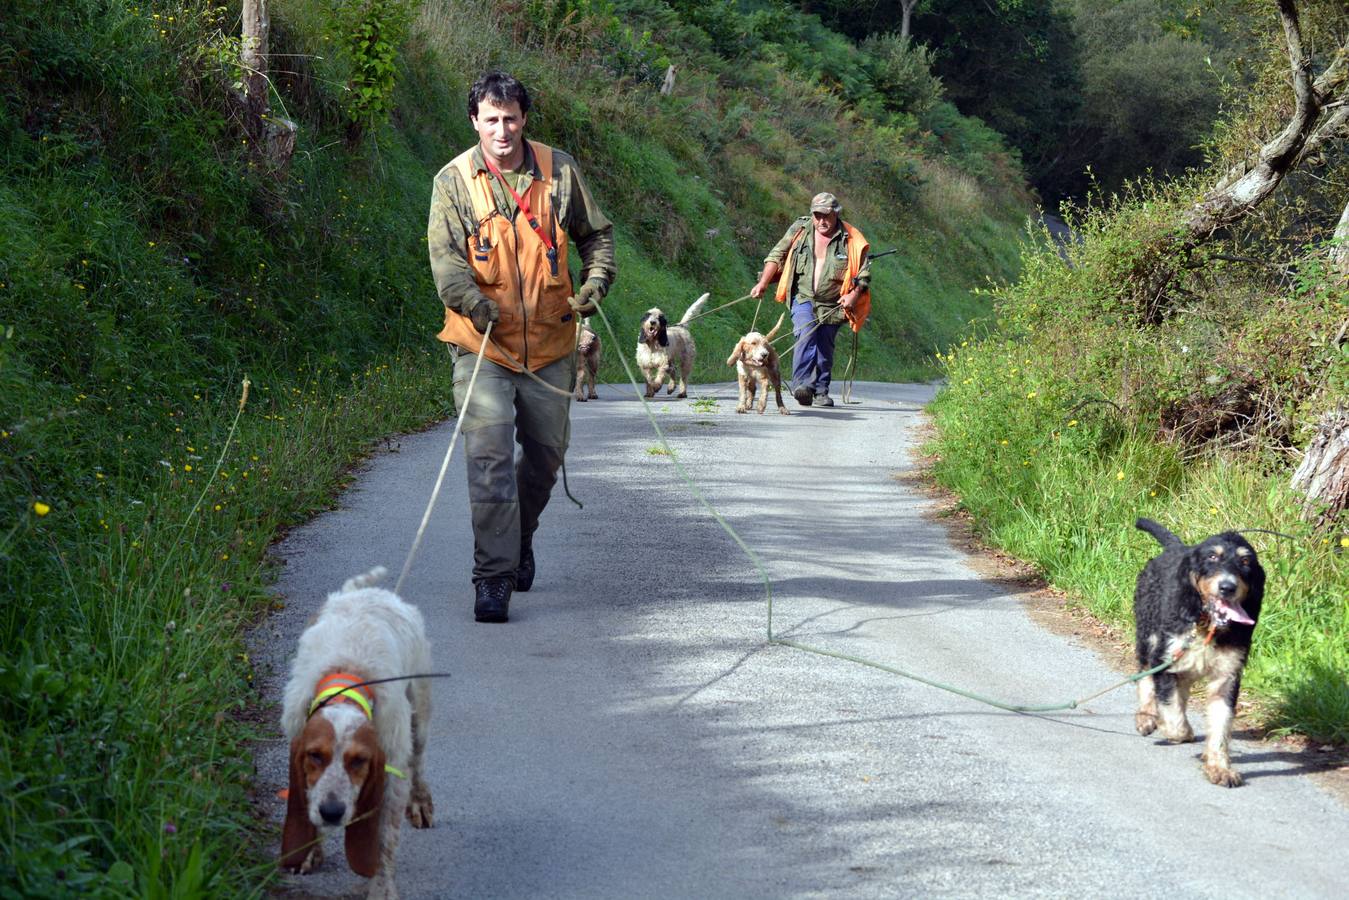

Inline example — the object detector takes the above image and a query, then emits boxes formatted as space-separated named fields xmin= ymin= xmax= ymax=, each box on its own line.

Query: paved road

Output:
xmin=252 ymin=381 xmax=1349 ymax=899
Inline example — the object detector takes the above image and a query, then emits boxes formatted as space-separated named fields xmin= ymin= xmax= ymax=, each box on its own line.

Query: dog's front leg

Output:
xmin=1201 ymin=665 xmax=1244 ymax=787
xmin=1135 ymin=674 xmax=1159 ymax=736
xmin=366 ymin=784 xmax=408 ymax=900
xmin=298 ymin=841 xmax=324 ymax=875
xmin=754 ymin=371 xmax=770 ymax=414
xmin=406 ymin=704 xmax=434 ymax=828
xmin=1155 ymin=672 xmax=1195 ymax=743
xmin=735 ymin=374 xmax=749 ymax=413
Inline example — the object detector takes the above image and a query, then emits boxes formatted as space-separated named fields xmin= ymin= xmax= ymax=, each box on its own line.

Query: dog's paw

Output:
xmin=1134 ymin=710 xmax=1158 ymax=736
xmin=1203 ymin=761 xmax=1243 ymax=787
xmin=779 ymin=406 xmax=790 ymax=415
xmin=366 ymin=874 xmax=400 ymax=900
xmin=575 ymin=394 xmax=587 ymax=402
xmin=735 ymin=405 xmax=747 ymax=414
xmin=407 ymin=790 xmax=434 ymax=828
xmin=1162 ymin=721 xmax=1195 ymax=743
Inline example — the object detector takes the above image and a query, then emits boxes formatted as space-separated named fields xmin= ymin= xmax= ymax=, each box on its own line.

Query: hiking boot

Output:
xmin=514 ymin=543 xmax=535 ymax=593
xmin=473 ymin=577 xmax=512 ymax=623
xmin=814 ymin=392 xmax=834 ymax=407
xmin=793 ymin=385 xmax=815 ymax=407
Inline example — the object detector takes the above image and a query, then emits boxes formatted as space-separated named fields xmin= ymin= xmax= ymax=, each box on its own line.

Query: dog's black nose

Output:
xmin=319 ymin=797 xmax=346 ymax=824
xmin=1218 ymin=577 xmax=1238 ymax=598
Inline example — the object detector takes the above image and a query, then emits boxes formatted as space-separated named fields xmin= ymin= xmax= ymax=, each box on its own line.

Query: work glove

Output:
xmin=467 ymin=295 xmax=499 ymax=334
xmin=567 ymin=278 xmax=606 ymax=317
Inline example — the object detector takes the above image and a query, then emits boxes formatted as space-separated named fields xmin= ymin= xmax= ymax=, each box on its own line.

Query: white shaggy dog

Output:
xmin=279 ymin=567 xmax=433 ymax=900
xmin=636 ymin=293 xmax=708 ymax=399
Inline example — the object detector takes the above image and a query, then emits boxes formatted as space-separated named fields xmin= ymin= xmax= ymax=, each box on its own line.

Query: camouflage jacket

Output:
xmin=428 ymin=142 xmax=616 ymax=318
xmin=765 ymin=217 xmax=872 ymax=325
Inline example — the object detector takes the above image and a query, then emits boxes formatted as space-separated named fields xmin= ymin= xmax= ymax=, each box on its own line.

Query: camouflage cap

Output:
xmin=810 ymin=192 xmax=841 ymax=214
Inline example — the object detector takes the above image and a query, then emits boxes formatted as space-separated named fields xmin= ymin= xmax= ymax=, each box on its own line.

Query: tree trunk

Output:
xmin=1334 ymin=199 xmax=1349 ymax=279
xmin=1182 ymin=0 xmax=1332 ymax=241
xmin=900 ymin=0 xmax=917 ymax=41
xmin=239 ymin=0 xmax=296 ymax=171
xmin=241 ymin=0 xmax=269 ymax=132
xmin=1291 ymin=407 xmax=1349 ymax=522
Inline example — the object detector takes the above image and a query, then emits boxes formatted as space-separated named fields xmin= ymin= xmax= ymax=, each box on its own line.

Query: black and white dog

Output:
xmin=1132 ymin=518 xmax=1264 ymax=787
xmin=635 ymin=293 xmax=708 ymax=399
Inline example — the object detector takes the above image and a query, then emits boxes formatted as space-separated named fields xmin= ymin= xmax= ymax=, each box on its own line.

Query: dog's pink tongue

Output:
xmin=1221 ymin=600 xmax=1255 ymax=625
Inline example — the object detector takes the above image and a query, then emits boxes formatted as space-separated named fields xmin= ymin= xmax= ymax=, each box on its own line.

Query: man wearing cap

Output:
xmin=750 ymin=192 xmax=871 ymax=407
xmin=428 ymin=70 xmax=616 ymax=623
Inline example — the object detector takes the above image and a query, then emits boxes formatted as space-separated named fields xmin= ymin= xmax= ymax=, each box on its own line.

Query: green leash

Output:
xmin=589 ymin=303 xmax=1181 ymax=713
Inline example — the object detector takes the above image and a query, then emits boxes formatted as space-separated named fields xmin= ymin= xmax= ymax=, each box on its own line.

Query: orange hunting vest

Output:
xmin=437 ymin=141 xmax=576 ymax=371
xmin=774 ymin=220 xmax=872 ymax=333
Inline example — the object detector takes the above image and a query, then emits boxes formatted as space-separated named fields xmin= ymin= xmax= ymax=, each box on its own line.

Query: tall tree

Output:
xmin=909 ymin=0 xmax=1082 ymax=193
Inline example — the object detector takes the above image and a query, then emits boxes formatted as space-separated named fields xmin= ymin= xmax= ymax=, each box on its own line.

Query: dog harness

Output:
xmin=307 ymin=673 xmax=406 ymax=779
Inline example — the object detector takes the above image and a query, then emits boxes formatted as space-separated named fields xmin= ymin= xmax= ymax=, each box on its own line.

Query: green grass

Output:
xmin=1 ymin=0 xmax=1032 ymax=892
xmin=929 ymin=317 xmax=1349 ymax=742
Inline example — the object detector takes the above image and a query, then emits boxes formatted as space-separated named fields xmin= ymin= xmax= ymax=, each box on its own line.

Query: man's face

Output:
xmin=472 ymin=97 xmax=527 ymax=168
xmin=812 ymin=211 xmax=838 ymax=236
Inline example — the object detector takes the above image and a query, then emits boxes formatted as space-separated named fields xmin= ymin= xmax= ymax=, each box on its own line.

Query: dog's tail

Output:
xmin=1135 ymin=518 xmax=1183 ymax=549
xmin=764 ymin=310 xmax=787 ymax=341
xmin=342 ymin=566 xmax=388 ymax=592
xmin=677 ymin=292 xmax=710 ymax=326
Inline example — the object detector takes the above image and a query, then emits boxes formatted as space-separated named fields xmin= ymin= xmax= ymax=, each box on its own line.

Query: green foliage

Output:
xmin=1041 ymin=0 xmax=1229 ymax=200
xmin=905 ymin=0 xmax=1083 ymax=193
xmin=330 ymin=0 xmax=421 ymax=138
xmin=861 ymin=32 xmax=943 ymax=119
xmin=1 ymin=0 xmax=1033 ymax=892
xmin=927 ymin=156 xmax=1349 ymax=740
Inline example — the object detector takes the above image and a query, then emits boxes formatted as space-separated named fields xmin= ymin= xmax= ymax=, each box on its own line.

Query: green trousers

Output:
xmin=451 ymin=348 xmax=571 ymax=584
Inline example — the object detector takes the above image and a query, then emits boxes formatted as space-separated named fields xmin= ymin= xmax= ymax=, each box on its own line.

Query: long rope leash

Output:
xmin=395 ymin=323 xmax=493 ymax=595
xmin=591 ymin=303 xmax=1187 ymax=713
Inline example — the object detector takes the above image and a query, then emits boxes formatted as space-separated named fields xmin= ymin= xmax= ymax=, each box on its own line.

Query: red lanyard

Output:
xmin=483 ymin=155 xmax=556 ymax=254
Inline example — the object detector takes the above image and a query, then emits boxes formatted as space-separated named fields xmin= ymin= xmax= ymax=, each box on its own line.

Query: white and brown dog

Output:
xmin=636 ymin=293 xmax=708 ymax=399
xmin=280 ymin=567 xmax=434 ymax=899
xmin=575 ymin=319 xmax=601 ymax=402
xmin=727 ymin=311 xmax=789 ymax=415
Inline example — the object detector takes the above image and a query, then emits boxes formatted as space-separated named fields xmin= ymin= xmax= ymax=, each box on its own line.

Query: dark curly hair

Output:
xmin=468 ymin=71 xmax=531 ymax=118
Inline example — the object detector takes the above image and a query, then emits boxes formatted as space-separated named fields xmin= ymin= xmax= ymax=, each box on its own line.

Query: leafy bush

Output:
xmin=861 ymin=32 xmax=943 ymax=118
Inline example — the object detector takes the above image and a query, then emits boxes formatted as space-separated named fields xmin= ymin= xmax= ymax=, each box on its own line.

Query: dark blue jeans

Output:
xmin=790 ymin=300 xmax=842 ymax=395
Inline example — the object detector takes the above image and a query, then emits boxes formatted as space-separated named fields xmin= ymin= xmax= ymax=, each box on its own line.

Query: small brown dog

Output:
xmin=727 ymin=312 xmax=789 ymax=415
xmin=574 ymin=319 xmax=600 ymax=402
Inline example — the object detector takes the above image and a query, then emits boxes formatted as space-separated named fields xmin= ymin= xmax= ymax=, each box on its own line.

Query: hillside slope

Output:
xmin=0 ymin=0 xmax=1029 ymax=892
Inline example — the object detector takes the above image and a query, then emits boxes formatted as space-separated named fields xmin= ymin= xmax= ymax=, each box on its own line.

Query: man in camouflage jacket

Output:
xmin=428 ymin=71 xmax=616 ymax=623
xmin=750 ymin=192 xmax=871 ymax=408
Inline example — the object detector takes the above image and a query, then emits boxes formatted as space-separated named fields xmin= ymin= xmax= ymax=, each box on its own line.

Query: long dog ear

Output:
xmin=657 ymin=315 xmax=669 ymax=347
xmin=765 ymin=311 xmax=786 ymax=341
xmin=727 ymin=340 xmax=744 ymax=366
xmin=344 ymin=738 xmax=386 ymax=878
xmin=280 ymin=737 xmax=318 ymax=871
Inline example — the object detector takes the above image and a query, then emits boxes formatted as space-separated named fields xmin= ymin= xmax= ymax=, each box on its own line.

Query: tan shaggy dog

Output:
xmin=574 ymin=319 xmax=600 ymax=402
xmin=726 ymin=311 xmax=789 ymax=415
